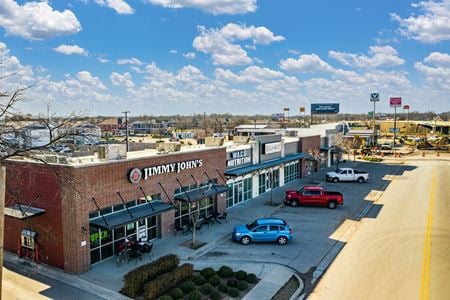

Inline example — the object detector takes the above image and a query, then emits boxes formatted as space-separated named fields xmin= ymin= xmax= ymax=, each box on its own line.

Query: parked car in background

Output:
xmin=232 ymin=218 xmax=293 ymax=245
xmin=326 ymin=168 xmax=369 ymax=183
xmin=284 ymin=186 xmax=344 ymax=209
xmin=380 ymin=142 xmax=393 ymax=150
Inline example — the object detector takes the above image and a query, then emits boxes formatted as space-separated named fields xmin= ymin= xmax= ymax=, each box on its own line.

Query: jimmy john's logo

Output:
xmin=128 ymin=159 xmax=203 ymax=183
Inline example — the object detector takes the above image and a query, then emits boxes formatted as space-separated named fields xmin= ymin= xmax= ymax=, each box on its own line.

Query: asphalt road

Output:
xmin=309 ymin=159 xmax=450 ymax=300
xmin=201 ymin=161 xmax=409 ymax=274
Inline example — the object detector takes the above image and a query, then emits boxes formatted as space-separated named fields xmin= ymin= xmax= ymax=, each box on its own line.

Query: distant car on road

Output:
xmin=232 ymin=218 xmax=293 ymax=245
xmin=284 ymin=186 xmax=344 ymax=209
xmin=380 ymin=142 xmax=393 ymax=150
xmin=326 ymin=168 xmax=369 ymax=183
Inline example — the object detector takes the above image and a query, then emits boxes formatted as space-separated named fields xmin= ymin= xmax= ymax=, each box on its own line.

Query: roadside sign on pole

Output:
xmin=300 ymin=107 xmax=305 ymax=113
xmin=370 ymin=93 xmax=380 ymax=102
xmin=390 ymin=97 xmax=402 ymax=107
xmin=368 ymin=111 xmax=374 ymax=117
xmin=389 ymin=128 xmax=400 ymax=133
xmin=403 ymin=105 xmax=410 ymax=110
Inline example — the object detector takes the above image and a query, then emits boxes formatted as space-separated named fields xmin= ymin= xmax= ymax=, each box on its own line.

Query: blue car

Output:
xmin=232 ymin=218 xmax=293 ymax=245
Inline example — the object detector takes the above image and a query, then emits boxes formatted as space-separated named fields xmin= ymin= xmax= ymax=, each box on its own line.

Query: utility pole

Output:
xmin=122 ymin=111 xmax=130 ymax=152
xmin=0 ymin=166 xmax=5 ymax=300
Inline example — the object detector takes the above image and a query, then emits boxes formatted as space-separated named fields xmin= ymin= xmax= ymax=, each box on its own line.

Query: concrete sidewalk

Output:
xmin=4 ymin=162 xmax=359 ymax=299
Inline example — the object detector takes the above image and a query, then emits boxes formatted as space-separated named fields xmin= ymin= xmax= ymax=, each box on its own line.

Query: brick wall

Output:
xmin=299 ymin=135 xmax=321 ymax=177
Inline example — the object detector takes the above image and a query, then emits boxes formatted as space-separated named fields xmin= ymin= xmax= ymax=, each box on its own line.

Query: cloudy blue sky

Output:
xmin=0 ymin=0 xmax=449 ymax=116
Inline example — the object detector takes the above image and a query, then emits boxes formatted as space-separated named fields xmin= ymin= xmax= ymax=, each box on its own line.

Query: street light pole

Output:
xmin=372 ymin=100 xmax=376 ymax=147
xmin=122 ymin=111 xmax=130 ymax=152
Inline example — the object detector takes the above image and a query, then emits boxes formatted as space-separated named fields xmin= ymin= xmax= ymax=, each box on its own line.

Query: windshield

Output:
xmin=296 ymin=187 xmax=305 ymax=194
xmin=246 ymin=220 xmax=258 ymax=230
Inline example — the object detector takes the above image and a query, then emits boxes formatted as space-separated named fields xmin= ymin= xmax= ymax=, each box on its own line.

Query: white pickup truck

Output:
xmin=326 ymin=168 xmax=369 ymax=183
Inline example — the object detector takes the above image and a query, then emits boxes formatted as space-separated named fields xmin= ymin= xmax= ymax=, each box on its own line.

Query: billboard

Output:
xmin=299 ymin=107 xmax=305 ymax=113
xmin=389 ymin=97 xmax=402 ymax=107
xmin=311 ymin=103 xmax=339 ymax=114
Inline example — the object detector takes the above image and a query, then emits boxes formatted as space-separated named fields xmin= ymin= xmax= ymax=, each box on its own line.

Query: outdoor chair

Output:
xmin=138 ymin=242 xmax=153 ymax=260
xmin=218 ymin=212 xmax=228 ymax=223
xmin=127 ymin=246 xmax=142 ymax=264
xmin=175 ymin=224 xmax=188 ymax=236
xmin=203 ymin=216 xmax=211 ymax=228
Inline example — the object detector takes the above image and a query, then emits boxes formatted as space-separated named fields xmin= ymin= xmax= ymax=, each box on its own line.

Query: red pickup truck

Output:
xmin=284 ymin=186 xmax=344 ymax=209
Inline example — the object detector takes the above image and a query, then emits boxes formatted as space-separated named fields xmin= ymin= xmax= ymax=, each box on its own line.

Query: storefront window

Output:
xmin=272 ymin=169 xmax=280 ymax=188
xmin=243 ymin=178 xmax=252 ymax=201
xmin=258 ymin=173 xmax=267 ymax=195
xmin=226 ymin=184 xmax=234 ymax=208
xmin=284 ymin=162 xmax=299 ymax=184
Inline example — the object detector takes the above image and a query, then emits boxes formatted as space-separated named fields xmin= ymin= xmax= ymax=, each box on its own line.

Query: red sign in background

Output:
xmin=390 ymin=97 xmax=402 ymax=107
xmin=403 ymin=105 xmax=410 ymax=109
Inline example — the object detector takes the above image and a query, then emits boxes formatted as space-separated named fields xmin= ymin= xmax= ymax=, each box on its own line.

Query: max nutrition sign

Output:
xmin=128 ymin=159 xmax=203 ymax=183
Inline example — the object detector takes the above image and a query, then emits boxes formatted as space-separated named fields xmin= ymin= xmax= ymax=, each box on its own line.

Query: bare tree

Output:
xmin=1 ymin=63 xmax=93 ymax=298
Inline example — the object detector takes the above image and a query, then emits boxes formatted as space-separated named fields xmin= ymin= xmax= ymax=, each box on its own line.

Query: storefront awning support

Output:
xmin=190 ymin=174 xmax=199 ymax=186
xmin=176 ymin=178 xmax=192 ymax=202
xmin=216 ymin=169 xmax=228 ymax=185
xmin=19 ymin=194 xmax=41 ymax=217
xmin=139 ymin=186 xmax=155 ymax=212
xmin=203 ymin=172 xmax=218 ymax=192
xmin=158 ymin=182 xmax=176 ymax=207
xmin=91 ymin=197 xmax=109 ymax=227
xmin=116 ymin=192 xmax=134 ymax=219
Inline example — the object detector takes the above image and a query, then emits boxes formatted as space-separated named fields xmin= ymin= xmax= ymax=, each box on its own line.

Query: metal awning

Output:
xmin=90 ymin=201 xmax=174 ymax=230
xmin=225 ymin=153 xmax=311 ymax=177
xmin=174 ymin=184 xmax=228 ymax=203
xmin=4 ymin=204 xmax=46 ymax=219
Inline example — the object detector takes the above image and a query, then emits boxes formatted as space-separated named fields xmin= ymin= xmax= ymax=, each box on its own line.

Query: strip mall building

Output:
xmin=3 ymin=134 xmax=319 ymax=274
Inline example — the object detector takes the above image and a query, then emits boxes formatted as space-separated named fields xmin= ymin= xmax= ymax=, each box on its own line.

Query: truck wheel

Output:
xmin=241 ymin=236 xmax=251 ymax=245
xmin=357 ymin=177 xmax=365 ymax=183
xmin=291 ymin=200 xmax=299 ymax=207
xmin=328 ymin=201 xmax=337 ymax=209
xmin=277 ymin=236 xmax=288 ymax=245
xmin=332 ymin=177 xmax=339 ymax=183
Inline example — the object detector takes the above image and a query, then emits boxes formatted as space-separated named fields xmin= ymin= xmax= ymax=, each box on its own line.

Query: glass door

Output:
xmin=233 ymin=181 xmax=244 ymax=205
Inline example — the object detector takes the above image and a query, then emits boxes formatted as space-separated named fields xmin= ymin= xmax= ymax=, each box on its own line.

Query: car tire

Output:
xmin=332 ymin=177 xmax=339 ymax=183
xmin=291 ymin=200 xmax=299 ymax=207
xmin=328 ymin=201 xmax=337 ymax=209
xmin=241 ymin=236 xmax=251 ymax=245
xmin=277 ymin=236 xmax=288 ymax=245
xmin=357 ymin=177 xmax=365 ymax=183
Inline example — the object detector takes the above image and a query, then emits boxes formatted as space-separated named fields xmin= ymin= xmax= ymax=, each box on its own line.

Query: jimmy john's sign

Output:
xmin=128 ymin=159 xmax=203 ymax=183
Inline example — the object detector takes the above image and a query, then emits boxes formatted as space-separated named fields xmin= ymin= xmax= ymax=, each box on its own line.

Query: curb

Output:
xmin=3 ymin=251 xmax=131 ymax=300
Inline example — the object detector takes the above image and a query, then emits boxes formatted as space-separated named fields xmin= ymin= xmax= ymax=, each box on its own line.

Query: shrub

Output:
xmin=143 ymin=263 xmax=193 ymax=300
xmin=218 ymin=283 xmax=228 ymax=293
xmin=246 ymin=273 xmax=258 ymax=284
xmin=236 ymin=281 xmax=248 ymax=291
xmin=227 ymin=278 xmax=238 ymax=287
xmin=200 ymin=267 xmax=216 ymax=279
xmin=121 ymin=254 xmax=180 ymax=297
xmin=180 ymin=281 xmax=196 ymax=293
xmin=199 ymin=283 xmax=213 ymax=295
xmin=234 ymin=270 xmax=247 ymax=280
xmin=169 ymin=288 xmax=184 ymax=300
xmin=209 ymin=275 xmax=221 ymax=287
xmin=218 ymin=266 xmax=233 ymax=278
xmin=192 ymin=275 xmax=206 ymax=286
xmin=227 ymin=287 xmax=240 ymax=298
xmin=160 ymin=296 xmax=173 ymax=300
xmin=188 ymin=291 xmax=201 ymax=300
xmin=210 ymin=289 xmax=222 ymax=300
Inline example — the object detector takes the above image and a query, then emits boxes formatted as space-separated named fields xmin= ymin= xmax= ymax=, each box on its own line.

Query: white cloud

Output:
xmin=183 ymin=52 xmax=196 ymax=59
xmin=169 ymin=49 xmax=178 ymax=54
xmin=98 ymin=57 xmax=110 ymax=63
xmin=94 ymin=0 xmax=134 ymax=14
xmin=288 ymin=49 xmax=301 ymax=55
xmin=110 ymin=72 xmax=135 ymax=88
xmin=329 ymin=46 xmax=404 ymax=68
xmin=146 ymin=0 xmax=257 ymax=15
xmin=0 ymin=42 xmax=34 ymax=83
xmin=54 ymin=44 xmax=88 ymax=56
xmin=279 ymin=54 xmax=334 ymax=73
xmin=391 ymin=0 xmax=450 ymax=43
xmin=117 ymin=57 xmax=144 ymax=65
xmin=193 ymin=23 xmax=284 ymax=66
xmin=423 ymin=52 xmax=450 ymax=67
xmin=415 ymin=53 xmax=450 ymax=89
xmin=76 ymin=71 xmax=107 ymax=90
xmin=0 ymin=0 xmax=81 ymax=40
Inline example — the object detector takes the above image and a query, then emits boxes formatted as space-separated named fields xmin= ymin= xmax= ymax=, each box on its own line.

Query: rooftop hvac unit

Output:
xmin=98 ymin=144 xmax=127 ymax=160
xmin=44 ymin=155 xmax=58 ymax=163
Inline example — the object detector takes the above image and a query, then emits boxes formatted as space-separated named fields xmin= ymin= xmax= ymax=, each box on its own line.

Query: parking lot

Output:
xmin=200 ymin=161 xmax=414 ymax=274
